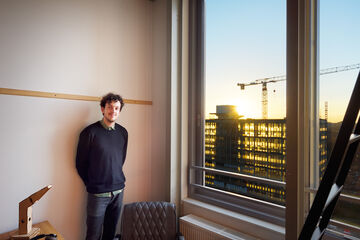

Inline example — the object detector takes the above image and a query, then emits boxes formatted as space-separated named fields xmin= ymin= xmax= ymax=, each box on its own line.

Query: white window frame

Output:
xmin=183 ymin=0 xmax=360 ymax=239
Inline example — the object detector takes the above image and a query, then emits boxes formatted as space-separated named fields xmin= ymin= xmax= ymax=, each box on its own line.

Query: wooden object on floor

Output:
xmin=0 ymin=221 xmax=64 ymax=240
xmin=9 ymin=228 xmax=40 ymax=240
xmin=17 ymin=185 xmax=52 ymax=236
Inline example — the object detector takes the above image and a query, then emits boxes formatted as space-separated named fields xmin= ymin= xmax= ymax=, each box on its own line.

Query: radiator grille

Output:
xmin=180 ymin=219 xmax=220 ymax=240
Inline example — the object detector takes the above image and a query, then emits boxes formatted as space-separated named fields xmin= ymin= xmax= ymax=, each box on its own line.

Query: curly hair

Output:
xmin=100 ymin=93 xmax=125 ymax=111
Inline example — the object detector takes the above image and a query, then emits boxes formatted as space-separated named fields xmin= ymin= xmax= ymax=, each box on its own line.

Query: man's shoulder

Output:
xmin=115 ymin=123 xmax=128 ymax=134
xmin=81 ymin=121 xmax=101 ymax=134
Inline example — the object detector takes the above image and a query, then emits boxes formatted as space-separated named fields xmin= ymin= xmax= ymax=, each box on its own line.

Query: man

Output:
xmin=76 ymin=93 xmax=128 ymax=240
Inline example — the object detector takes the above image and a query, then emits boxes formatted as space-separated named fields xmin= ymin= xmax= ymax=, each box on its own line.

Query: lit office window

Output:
xmin=318 ymin=0 xmax=360 ymax=237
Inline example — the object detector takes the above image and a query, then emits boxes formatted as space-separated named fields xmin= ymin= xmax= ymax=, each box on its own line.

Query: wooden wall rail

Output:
xmin=0 ymin=88 xmax=152 ymax=105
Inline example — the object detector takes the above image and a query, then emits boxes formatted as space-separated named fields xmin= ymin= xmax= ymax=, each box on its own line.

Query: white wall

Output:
xmin=0 ymin=0 xmax=169 ymax=239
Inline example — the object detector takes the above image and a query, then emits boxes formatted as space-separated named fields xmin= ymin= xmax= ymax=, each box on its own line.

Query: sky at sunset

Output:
xmin=205 ymin=0 xmax=360 ymax=123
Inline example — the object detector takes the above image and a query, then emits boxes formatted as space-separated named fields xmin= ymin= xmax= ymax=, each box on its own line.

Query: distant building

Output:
xmin=205 ymin=105 xmax=328 ymax=205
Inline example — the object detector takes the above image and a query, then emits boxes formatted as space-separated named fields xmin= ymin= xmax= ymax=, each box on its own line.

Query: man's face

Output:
xmin=101 ymin=100 xmax=121 ymax=124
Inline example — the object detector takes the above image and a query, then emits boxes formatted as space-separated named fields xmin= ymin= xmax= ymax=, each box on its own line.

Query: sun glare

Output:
xmin=235 ymin=100 xmax=259 ymax=119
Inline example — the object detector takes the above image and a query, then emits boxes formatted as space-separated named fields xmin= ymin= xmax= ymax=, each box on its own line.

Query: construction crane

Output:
xmin=237 ymin=63 xmax=360 ymax=119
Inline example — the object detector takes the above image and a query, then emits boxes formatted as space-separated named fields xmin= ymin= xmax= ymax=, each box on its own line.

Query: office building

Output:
xmin=205 ymin=105 xmax=328 ymax=205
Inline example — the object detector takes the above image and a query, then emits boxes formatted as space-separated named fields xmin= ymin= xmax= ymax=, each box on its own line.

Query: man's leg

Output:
xmin=86 ymin=194 xmax=111 ymax=240
xmin=102 ymin=191 xmax=124 ymax=240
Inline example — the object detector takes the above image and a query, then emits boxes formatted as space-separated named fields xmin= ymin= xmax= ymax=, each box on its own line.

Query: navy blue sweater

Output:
xmin=76 ymin=121 xmax=128 ymax=194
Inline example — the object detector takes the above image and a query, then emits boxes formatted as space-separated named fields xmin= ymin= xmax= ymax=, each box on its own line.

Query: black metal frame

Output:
xmin=299 ymin=71 xmax=360 ymax=239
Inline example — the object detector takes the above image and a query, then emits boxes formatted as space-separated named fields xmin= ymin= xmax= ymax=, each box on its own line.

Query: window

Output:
xmin=188 ymin=0 xmax=286 ymax=225
xmin=311 ymin=0 xmax=360 ymax=237
xmin=187 ymin=0 xmax=360 ymax=238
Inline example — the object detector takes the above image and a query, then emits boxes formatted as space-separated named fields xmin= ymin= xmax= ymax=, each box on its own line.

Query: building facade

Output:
xmin=205 ymin=105 xmax=328 ymax=205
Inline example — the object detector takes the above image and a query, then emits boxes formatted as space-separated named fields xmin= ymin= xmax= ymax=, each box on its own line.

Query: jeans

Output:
xmin=86 ymin=190 xmax=124 ymax=240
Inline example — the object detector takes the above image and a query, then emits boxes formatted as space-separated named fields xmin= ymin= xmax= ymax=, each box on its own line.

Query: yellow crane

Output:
xmin=237 ymin=63 xmax=360 ymax=119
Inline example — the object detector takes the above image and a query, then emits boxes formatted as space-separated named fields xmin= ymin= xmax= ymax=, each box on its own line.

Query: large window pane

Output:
xmin=204 ymin=0 xmax=286 ymax=206
xmin=318 ymin=0 xmax=360 ymax=237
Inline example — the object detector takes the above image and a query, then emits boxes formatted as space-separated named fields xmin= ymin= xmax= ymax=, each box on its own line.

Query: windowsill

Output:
xmin=181 ymin=198 xmax=285 ymax=240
